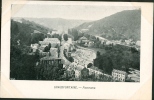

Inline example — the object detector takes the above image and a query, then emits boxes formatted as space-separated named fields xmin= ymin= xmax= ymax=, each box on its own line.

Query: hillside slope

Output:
xmin=11 ymin=18 xmax=49 ymax=45
xmin=76 ymin=10 xmax=141 ymax=41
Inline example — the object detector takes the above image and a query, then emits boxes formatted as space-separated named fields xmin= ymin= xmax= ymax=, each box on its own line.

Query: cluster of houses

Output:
xmin=63 ymin=48 xmax=110 ymax=81
xmin=77 ymin=36 xmax=94 ymax=47
xmin=111 ymin=68 xmax=140 ymax=82
xmin=64 ymin=61 xmax=111 ymax=81
xmin=31 ymin=38 xmax=60 ymax=57
xmin=30 ymin=31 xmax=140 ymax=82
xmin=76 ymin=35 xmax=140 ymax=51
xmin=64 ymin=47 xmax=138 ymax=82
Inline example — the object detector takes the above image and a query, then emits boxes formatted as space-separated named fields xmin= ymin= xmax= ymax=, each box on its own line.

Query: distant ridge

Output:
xmin=12 ymin=17 xmax=90 ymax=33
xmin=75 ymin=10 xmax=141 ymax=41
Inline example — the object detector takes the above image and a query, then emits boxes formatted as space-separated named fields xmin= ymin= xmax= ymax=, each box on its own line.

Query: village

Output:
xmin=29 ymin=29 xmax=140 ymax=82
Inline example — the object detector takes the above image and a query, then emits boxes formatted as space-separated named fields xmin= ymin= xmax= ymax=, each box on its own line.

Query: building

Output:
xmin=88 ymin=66 xmax=103 ymax=79
xmin=38 ymin=45 xmax=46 ymax=52
xmin=33 ymin=30 xmax=41 ymax=34
xmin=112 ymin=69 xmax=128 ymax=82
xmin=88 ymin=41 xmax=94 ymax=47
xmin=136 ymin=41 xmax=140 ymax=46
xmin=79 ymin=29 xmax=89 ymax=33
xmin=39 ymin=52 xmax=49 ymax=57
xmin=67 ymin=38 xmax=72 ymax=44
xmin=31 ymin=43 xmax=39 ymax=52
xmin=78 ymin=36 xmax=88 ymax=44
xmin=50 ymin=48 xmax=58 ymax=58
xmin=35 ymin=57 xmax=64 ymax=79
xmin=125 ymin=39 xmax=132 ymax=45
xmin=127 ymin=68 xmax=140 ymax=82
xmin=75 ymin=66 xmax=83 ymax=79
xmin=52 ymin=30 xmax=57 ymax=34
xmin=105 ymin=41 xmax=113 ymax=45
xmin=39 ymin=38 xmax=60 ymax=47
xmin=84 ymin=40 xmax=93 ymax=47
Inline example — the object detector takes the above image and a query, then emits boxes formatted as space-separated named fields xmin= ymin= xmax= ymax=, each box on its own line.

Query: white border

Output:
xmin=1 ymin=1 xmax=153 ymax=99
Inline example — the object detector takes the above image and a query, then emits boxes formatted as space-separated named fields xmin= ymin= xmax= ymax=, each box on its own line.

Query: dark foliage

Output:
xmin=94 ymin=45 xmax=140 ymax=75
xmin=87 ymin=63 xmax=93 ymax=68
xmin=10 ymin=44 xmax=39 ymax=80
xmin=11 ymin=19 xmax=48 ymax=46
xmin=63 ymin=34 xmax=68 ymax=41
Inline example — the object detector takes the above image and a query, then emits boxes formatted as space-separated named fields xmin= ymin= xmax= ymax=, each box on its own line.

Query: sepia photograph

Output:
xmin=1 ymin=1 xmax=153 ymax=99
xmin=10 ymin=4 xmax=141 ymax=82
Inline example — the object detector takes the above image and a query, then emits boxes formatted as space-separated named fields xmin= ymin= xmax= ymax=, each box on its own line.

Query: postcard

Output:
xmin=1 ymin=0 xmax=153 ymax=99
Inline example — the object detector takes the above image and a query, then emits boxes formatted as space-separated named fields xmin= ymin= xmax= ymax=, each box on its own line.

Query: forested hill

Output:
xmin=11 ymin=18 xmax=51 ymax=45
xmin=75 ymin=9 xmax=141 ymax=41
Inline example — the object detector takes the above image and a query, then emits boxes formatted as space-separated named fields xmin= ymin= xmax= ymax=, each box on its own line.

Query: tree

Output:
xmin=63 ymin=34 xmax=68 ymax=41
xmin=96 ymin=51 xmax=101 ymax=58
xmin=100 ymin=55 xmax=113 ymax=75
xmin=44 ymin=46 xmax=49 ymax=52
xmin=71 ymin=29 xmax=79 ymax=41
xmin=35 ymin=49 xmax=39 ymax=56
xmin=84 ymin=34 xmax=90 ymax=40
xmin=57 ymin=45 xmax=60 ymax=57
xmin=48 ymin=43 xmax=51 ymax=49
xmin=49 ymin=52 xmax=51 ymax=56
xmin=58 ymin=35 xmax=62 ymax=46
xmin=87 ymin=63 xmax=92 ymax=68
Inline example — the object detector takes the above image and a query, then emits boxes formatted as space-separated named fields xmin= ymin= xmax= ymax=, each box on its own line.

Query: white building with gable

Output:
xmin=112 ymin=69 xmax=128 ymax=82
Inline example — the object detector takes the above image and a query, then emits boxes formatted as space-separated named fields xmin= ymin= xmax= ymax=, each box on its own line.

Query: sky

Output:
xmin=11 ymin=4 xmax=138 ymax=20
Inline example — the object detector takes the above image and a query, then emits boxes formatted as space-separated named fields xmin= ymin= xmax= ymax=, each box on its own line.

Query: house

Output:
xmin=84 ymin=40 xmax=94 ymax=47
xmin=127 ymin=68 xmax=140 ymax=82
xmin=75 ymin=66 xmax=83 ymax=79
xmin=33 ymin=30 xmax=41 ymax=34
xmin=136 ymin=41 xmax=140 ymax=46
xmin=112 ymin=69 xmax=128 ymax=82
xmin=125 ymin=39 xmax=132 ymax=45
xmin=31 ymin=43 xmax=39 ymax=48
xmin=38 ymin=45 xmax=47 ymax=52
xmin=78 ymin=36 xmax=88 ymax=44
xmin=31 ymin=43 xmax=39 ymax=52
xmin=67 ymin=38 xmax=72 ymax=44
xmin=105 ymin=41 xmax=113 ymax=45
xmin=80 ymin=29 xmax=89 ymax=33
xmin=39 ymin=52 xmax=49 ymax=57
xmin=50 ymin=48 xmax=58 ymax=58
xmin=87 ymin=41 xmax=94 ymax=47
xmin=88 ymin=66 xmax=103 ymax=79
xmin=39 ymin=38 xmax=60 ymax=47
xmin=52 ymin=30 xmax=57 ymax=34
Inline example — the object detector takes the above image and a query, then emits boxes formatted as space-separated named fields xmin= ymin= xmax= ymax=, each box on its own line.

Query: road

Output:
xmin=60 ymin=34 xmax=71 ymax=66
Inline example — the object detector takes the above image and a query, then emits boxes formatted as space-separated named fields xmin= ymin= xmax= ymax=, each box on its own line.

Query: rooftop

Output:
xmin=89 ymin=66 xmax=103 ymax=72
xmin=40 ymin=56 xmax=63 ymax=61
xmin=112 ymin=69 xmax=127 ymax=74
xmin=34 ymin=30 xmax=41 ymax=33
xmin=79 ymin=36 xmax=88 ymax=40
xmin=44 ymin=38 xmax=60 ymax=42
